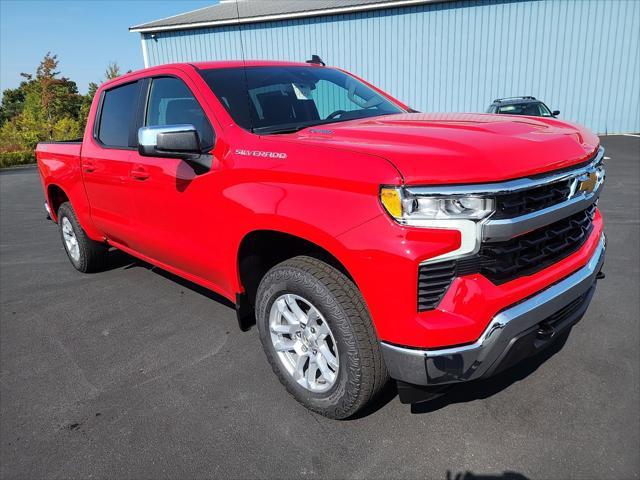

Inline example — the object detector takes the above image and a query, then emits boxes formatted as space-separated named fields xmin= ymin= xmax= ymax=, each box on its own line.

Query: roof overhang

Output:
xmin=130 ymin=0 xmax=455 ymax=34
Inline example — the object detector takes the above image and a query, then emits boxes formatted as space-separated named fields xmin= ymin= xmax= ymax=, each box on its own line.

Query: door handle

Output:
xmin=82 ymin=160 xmax=96 ymax=173
xmin=130 ymin=165 xmax=150 ymax=181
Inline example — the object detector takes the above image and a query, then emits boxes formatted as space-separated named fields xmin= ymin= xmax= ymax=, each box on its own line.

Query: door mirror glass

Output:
xmin=552 ymin=110 xmax=560 ymax=116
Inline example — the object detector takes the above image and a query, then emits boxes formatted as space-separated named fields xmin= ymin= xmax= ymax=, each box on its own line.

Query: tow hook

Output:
xmin=596 ymin=270 xmax=606 ymax=280
xmin=537 ymin=321 xmax=556 ymax=339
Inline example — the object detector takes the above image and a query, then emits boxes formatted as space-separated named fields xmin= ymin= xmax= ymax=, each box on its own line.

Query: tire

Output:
xmin=255 ymin=256 xmax=388 ymax=419
xmin=57 ymin=202 xmax=107 ymax=273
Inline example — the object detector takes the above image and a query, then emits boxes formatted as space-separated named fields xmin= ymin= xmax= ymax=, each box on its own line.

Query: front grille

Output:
xmin=418 ymin=205 xmax=596 ymax=311
xmin=472 ymin=205 xmax=595 ymax=283
xmin=493 ymin=179 xmax=572 ymax=219
xmin=456 ymin=205 xmax=596 ymax=284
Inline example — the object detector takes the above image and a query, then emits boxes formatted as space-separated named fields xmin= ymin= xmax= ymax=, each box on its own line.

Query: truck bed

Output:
xmin=36 ymin=140 xmax=85 ymax=222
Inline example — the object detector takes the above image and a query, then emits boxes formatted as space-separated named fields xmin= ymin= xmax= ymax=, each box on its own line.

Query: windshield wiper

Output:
xmin=253 ymin=111 xmax=400 ymax=135
xmin=253 ymin=120 xmax=328 ymax=135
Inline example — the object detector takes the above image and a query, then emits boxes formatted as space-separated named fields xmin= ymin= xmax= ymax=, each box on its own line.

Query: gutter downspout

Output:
xmin=140 ymin=34 xmax=150 ymax=68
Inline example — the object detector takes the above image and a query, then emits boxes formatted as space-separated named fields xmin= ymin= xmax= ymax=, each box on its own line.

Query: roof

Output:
xmin=99 ymin=60 xmax=328 ymax=89
xmin=129 ymin=0 xmax=455 ymax=33
xmin=491 ymin=97 xmax=542 ymax=105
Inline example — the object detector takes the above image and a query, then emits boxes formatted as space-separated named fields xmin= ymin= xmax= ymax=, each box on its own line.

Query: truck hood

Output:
xmin=287 ymin=113 xmax=599 ymax=185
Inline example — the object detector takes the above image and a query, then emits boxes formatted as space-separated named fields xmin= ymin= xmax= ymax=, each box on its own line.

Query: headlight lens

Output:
xmin=380 ymin=187 xmax=495 ymax=224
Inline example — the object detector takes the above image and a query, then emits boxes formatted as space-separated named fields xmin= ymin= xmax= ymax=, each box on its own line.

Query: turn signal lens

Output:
xmin=380 ymin=187 xmax=403 ymax=218
xmin=379 ymin=186 xmax=495 ymax=224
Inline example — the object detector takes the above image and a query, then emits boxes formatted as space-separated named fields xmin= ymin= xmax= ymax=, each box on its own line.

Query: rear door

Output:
xmin=81 ymin=80 xmax=141 ymax=245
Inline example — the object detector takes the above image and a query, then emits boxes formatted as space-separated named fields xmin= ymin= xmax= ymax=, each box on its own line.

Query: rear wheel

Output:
xmin=255 ymin=256 xmax=388 ymax=419
xmin=57 ymin=202 xmax=107 ymax=273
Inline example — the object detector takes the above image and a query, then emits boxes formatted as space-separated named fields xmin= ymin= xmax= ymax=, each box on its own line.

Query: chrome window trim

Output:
xmin=405 ymin=147 xmax=604 ymax=196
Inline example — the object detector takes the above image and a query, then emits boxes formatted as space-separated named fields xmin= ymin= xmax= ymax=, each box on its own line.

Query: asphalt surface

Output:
xmin=1 ymin=135 xmax=638 ymax=480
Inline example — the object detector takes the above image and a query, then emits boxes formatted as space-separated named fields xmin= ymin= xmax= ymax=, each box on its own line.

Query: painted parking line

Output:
xmin=623 ymin=133 xmax=640 ymax=138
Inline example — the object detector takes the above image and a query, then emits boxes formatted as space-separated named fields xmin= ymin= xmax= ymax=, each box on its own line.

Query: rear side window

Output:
xmin=97 ymin=82 xmax=138 ymax=148
xmin=145 ymin=77 xmax=215 ymax=151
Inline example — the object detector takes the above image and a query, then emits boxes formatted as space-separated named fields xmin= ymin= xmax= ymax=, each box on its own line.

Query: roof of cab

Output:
xmin=191 ymin=60 xmax=320 ymax=69
xmin=99 ymin=60 xmax=323 ymax=89
xmin=490 ymin=97 xmax=541 ymax=106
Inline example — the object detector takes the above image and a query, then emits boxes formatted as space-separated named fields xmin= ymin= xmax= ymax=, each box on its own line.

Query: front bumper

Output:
xmin=381 ymin=233 xmax=605 ymax=386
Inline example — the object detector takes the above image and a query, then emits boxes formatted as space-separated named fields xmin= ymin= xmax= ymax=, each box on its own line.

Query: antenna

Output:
xmin=306 ymin=55 xmax=326 ymax=66
xmin=235 ymin=0 xmax=254 ymax=132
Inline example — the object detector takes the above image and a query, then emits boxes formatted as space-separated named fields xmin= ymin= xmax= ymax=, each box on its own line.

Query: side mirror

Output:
xmin=552 ymin=110 xmax=560 ymax=116
xmin=138 ymin=125 xmax=212 ymax=173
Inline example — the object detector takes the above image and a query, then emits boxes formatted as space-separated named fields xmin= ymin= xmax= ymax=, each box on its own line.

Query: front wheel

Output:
xmin=255 ymin=256 xmax=388 ymax=419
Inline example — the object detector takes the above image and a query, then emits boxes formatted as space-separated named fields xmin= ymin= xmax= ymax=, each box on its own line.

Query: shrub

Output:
xmin=0 ymin=151 xmax=35 ymax=168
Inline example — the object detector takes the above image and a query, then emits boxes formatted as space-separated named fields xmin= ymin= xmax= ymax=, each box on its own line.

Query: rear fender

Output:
xmin=37 ymin=147 xmax=102 ymax=240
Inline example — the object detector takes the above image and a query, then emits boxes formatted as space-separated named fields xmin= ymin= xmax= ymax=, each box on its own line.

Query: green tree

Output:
xmin=0 ymin=52 xmax=84 ymax=152
xmin=79 ymin=81 xmax=99 ymax=129
xmin=0 ymin=84 xmax=27 ymax=126
xmin=105 ymin=61 xmax=121 ymax=80
xmin=0 ymin=54 xmax=129 ymax=157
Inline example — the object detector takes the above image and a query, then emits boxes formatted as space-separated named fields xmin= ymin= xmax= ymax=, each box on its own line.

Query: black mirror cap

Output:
xmin=552 ymin=110 xmax=560 ymax=116
xmin=156 ymin=130 xmax=201 ymax=156
xmin=138 ymin=129 xmax=203 ymax=160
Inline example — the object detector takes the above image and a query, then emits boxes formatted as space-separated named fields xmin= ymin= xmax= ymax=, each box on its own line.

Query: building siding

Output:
xmin=141 ymin=0 xmax=640 ymax=134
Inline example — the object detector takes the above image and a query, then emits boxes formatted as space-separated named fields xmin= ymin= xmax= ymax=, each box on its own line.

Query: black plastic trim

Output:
xmin=417 ymin=261 xmax=456 ymax=312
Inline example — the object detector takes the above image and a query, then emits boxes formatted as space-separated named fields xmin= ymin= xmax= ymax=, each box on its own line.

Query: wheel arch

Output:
xmin=46 ymin=184 xmax=70 ymax=222
xmin=235 ymin=229 xmax=355 ymax=331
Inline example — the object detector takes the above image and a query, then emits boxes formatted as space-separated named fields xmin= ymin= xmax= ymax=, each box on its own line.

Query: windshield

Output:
xmin=199 ymin=66 xmax=405 ymax=134
xmin=497 ymin=102 xmax=552 ymax=117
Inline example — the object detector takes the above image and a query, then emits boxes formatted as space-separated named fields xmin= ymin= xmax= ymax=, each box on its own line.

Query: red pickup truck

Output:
xmin=36 ymin=60 xmax=606 ymax=419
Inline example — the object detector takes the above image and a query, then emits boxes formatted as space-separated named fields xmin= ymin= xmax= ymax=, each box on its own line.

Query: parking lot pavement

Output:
xmin=1 ymin=135 xmax=638 ymax=480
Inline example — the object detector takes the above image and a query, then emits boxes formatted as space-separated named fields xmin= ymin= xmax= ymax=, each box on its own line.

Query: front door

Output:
xmin=126 ymin=75 xmax=225 ymax=285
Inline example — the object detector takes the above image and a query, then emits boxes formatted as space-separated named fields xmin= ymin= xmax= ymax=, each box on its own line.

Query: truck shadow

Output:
xmin=356 ymin=331 xmax=570 ymax=418
xmin=105 ymin=248 xmax=235 ymax=309
xmin=103 ymin=247 xmax=570 ymax=419
xmin=410 ymin=331 xmax=570 ymax=414
xmin=445 ymin=471 xmax=530 ymax=480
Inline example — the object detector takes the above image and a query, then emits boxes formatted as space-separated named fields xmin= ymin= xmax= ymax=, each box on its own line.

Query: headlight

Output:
xmin=379 ymin=186 xmax=495 ymax=263
xmin=380 ymin=187 xmax=495 ymax=223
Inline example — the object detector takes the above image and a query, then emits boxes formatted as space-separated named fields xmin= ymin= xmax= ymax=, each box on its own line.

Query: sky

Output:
xmin=0 ymin=0 xmax=216 ymax=96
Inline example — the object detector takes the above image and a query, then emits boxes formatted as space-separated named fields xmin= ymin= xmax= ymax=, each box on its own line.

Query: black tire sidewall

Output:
xmin=57 ymin=204 xmax=87 ymax=271
xmin=256 ymin=263 xmax=364 ymax=416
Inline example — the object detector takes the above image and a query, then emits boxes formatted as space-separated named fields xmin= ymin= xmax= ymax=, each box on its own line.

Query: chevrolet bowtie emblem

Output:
xmin=578 ymin=171 xmax=598 ymax=193
xmin=568 ymin=169 xmax=600 ymax=199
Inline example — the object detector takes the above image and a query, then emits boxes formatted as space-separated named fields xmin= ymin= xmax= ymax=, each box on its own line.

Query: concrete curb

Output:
xmin=0 ymin=164 xmax=37 ymax=173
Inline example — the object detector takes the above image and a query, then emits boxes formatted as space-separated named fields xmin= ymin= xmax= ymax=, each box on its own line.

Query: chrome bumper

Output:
xmin=381 ymin=233 xmax=606 ymax=386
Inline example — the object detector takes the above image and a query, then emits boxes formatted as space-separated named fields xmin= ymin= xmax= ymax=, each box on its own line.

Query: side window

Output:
xmin=146 ymin=77 xmax=214 ymax=150
xmin=97 ymin=81 xmax=138 ymax=148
